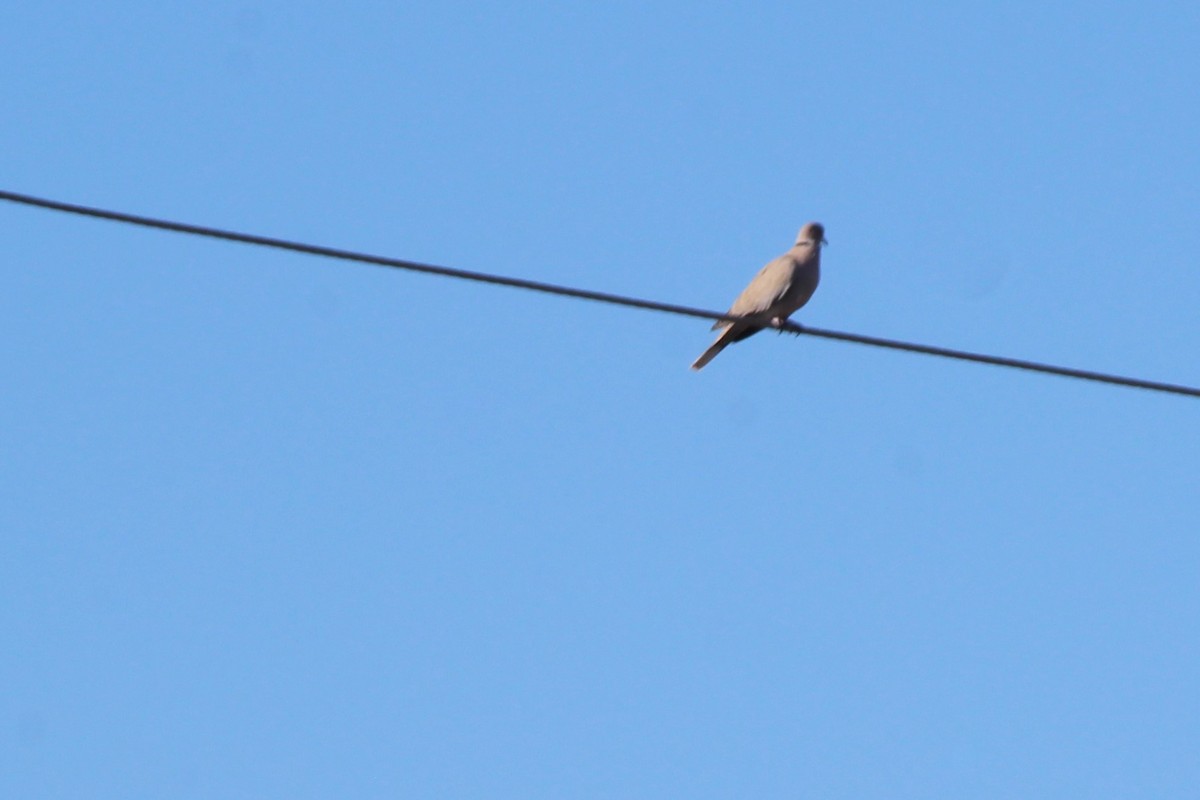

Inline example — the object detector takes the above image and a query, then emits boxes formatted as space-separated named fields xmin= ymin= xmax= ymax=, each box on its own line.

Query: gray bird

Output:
xmin=691 ymin=222 xmax=826 ymax=370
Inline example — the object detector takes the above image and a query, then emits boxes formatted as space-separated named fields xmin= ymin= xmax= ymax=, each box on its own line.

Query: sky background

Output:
xmin=3 ymin=3 xmax=1198 ymax=798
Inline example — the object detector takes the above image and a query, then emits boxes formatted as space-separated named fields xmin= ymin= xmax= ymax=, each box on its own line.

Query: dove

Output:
xmin=691 ymin=222 xmax=826 ymax=370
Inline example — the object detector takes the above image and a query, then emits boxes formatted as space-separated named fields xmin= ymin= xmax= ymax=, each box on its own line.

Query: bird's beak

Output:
xmin=821 ymin=237 xmax=829 ymax=246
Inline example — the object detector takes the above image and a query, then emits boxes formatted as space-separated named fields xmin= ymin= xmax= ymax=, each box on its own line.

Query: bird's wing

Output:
xmin=713 ymin=256 xmax=795 ymax=329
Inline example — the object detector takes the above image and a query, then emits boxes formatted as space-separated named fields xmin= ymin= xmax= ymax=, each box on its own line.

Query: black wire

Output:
xmin=2 ymin=188 xmax=1197 ymax=399
xmin=790 ymin=326 xmax=1200 ymax=397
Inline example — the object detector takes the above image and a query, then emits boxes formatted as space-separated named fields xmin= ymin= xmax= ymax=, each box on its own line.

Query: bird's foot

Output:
xmin=771 ymin=317 xmax=804 ymax=336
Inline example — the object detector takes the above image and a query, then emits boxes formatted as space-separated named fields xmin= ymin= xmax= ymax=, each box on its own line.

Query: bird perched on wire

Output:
xmin=691 ymin=222 xmax=826 ymax=370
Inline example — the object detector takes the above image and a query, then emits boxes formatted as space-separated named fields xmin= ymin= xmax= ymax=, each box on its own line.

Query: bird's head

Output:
xmin=796 ymin=222 xmax=827 ymax=247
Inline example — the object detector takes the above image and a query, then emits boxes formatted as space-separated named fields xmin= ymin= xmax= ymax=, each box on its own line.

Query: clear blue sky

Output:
xmin=4 ymin=3 xmax=1198 ymax=797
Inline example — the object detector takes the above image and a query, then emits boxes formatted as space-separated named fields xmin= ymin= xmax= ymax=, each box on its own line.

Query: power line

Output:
xmin=2 ymin=188 xmax=1197 ymax=399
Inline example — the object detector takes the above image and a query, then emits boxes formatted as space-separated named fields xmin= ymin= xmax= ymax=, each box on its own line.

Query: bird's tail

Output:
xmin=691 ymin=329 xmax=734 ymax=370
